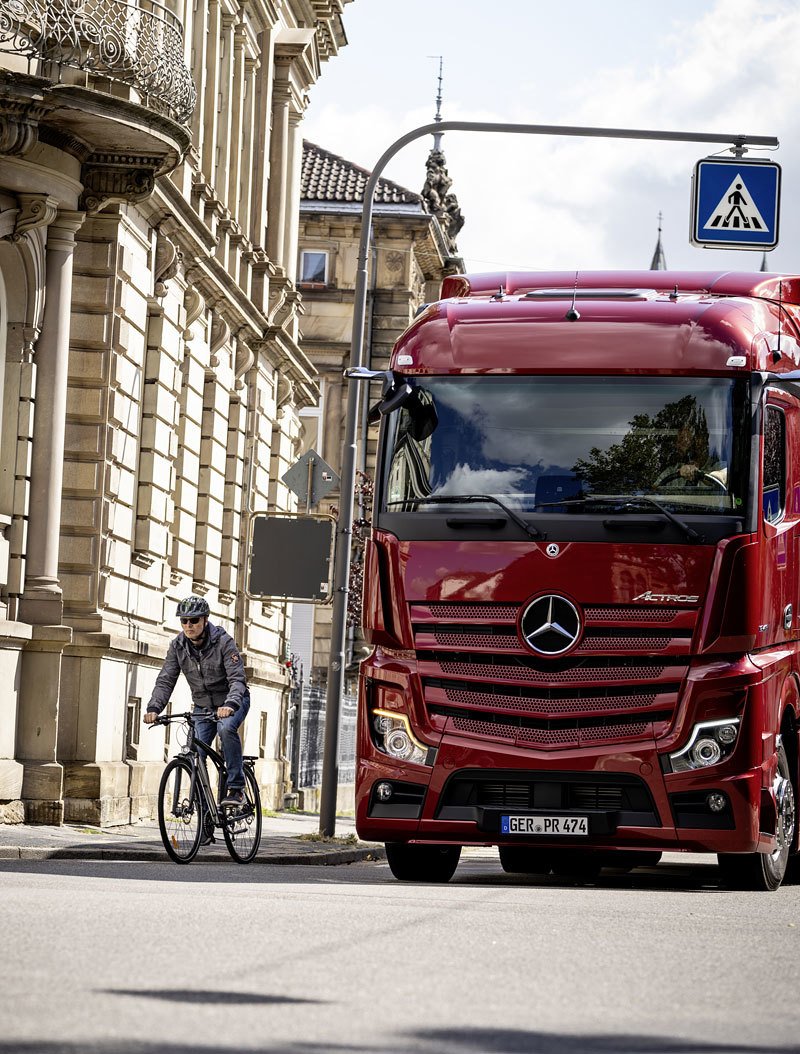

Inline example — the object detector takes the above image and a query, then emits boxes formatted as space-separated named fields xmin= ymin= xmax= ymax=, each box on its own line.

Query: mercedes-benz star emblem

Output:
xmin=520 ymin=594 xmax=581 ymax=656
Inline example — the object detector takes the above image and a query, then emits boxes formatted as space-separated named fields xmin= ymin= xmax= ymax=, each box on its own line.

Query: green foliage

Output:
xmin=573 ymin=395 xmax=711 ymax=494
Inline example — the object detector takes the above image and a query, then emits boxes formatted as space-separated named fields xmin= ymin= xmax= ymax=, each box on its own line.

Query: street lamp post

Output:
xmin=318 ymin=118 xmax=779 ymax=837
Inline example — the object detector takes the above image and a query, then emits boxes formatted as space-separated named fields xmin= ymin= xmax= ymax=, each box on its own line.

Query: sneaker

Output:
xmin=221 ymin=788 xmax=245 ymax=807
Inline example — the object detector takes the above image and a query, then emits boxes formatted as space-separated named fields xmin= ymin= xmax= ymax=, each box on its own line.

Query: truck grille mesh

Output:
xmin=410 ymin=599 xmax=696 ymax=752
xmin=443 ymin=686 xmax=660 ymax=715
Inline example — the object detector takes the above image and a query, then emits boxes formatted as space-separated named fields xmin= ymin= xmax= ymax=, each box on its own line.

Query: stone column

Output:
xmin=266 ymin=79 xmax=290 ymax=268
xmin=19 ymin=211 xmax=84 ymax=626
xmin=283 ymin=109 xmax=303 ymax=284
xmin=16 ymin=211 xmax=82 ymax=822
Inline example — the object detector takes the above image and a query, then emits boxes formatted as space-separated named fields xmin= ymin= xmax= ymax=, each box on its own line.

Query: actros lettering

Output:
xmin=634 ymin=590 xmax=700 ymax=603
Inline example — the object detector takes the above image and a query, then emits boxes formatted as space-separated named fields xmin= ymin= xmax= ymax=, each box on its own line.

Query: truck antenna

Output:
xmin=565 ymin=271 xmax=580 ymax=321
xmin=774 ymin=280 xmax=784 ymax=363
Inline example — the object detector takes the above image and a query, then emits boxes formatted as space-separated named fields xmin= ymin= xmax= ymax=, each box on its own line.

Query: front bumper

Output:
xmin=356 ymin=735 xmax=770 ymax=855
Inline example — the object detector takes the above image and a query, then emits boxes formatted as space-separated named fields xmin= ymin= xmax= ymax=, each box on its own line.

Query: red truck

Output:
xmin=355 ymin=270 xmax=800 ymax=891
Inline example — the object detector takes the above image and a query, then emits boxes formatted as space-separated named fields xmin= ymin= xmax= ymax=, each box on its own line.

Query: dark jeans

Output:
xmin=193 ymin=691 xmax=250 ymax=791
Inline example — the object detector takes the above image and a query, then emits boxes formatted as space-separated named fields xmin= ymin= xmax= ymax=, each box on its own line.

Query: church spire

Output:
xmin=649 ymin=212 xmax=667 ymax=270
xmin=420 ymin=57 xmax=464 ymax=257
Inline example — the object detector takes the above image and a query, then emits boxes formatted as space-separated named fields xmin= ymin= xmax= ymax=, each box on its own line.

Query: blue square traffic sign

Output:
xmin=691 ymin=157 xmax=780 ymax=249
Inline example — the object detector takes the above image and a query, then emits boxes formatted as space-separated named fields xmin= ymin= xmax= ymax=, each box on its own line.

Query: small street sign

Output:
xmin=691 ymin=157 xmax=780 ymax=249
xmin=248 ymin=514 xmax=334 ymax=602
xmin=281 ymin=448 xmax=340 ymax=510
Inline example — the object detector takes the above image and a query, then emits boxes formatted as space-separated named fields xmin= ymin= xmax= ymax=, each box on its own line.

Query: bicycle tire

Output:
xmin=158 ymin=757 xmax=204 ymax=863
xmin=222 ymin=766 xmax=262 ymax=864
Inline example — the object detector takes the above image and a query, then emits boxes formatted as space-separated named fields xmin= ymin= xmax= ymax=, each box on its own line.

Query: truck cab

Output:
xmin=355 ymin=270 xmax=800 ymax=891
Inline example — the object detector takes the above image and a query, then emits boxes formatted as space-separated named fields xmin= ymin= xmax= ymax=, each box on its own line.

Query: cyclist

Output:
xmin=144 ymin=596 xmax=250 ymax=806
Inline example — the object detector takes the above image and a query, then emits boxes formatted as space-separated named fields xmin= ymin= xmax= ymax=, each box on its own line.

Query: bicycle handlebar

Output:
xmin=149 ymin=710 xmax=216 ymax=727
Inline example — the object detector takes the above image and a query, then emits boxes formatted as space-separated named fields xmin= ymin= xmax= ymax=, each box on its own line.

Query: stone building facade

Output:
xmin=0 ymin=1 xmax=350 ymax=825
xmin=292 ymin=140 xmax=463 ymax=702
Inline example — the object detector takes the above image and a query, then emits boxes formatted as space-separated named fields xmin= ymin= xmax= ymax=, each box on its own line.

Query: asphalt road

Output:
xmin=1 ymin=850 xmax=798 ymax=1054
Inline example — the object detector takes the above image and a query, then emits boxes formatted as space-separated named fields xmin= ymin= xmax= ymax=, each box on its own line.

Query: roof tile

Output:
xmin=302 ymin=140 xmax=422 ymax=205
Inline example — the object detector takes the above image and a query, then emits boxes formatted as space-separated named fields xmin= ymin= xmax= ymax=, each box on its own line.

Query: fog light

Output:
xmin=376 ymin=782 xmax=393 ymax=802
xmin=707 ymin=792 xmax=727 ymax=813
xmin=692 ymin=737 xmax=722 ymax=767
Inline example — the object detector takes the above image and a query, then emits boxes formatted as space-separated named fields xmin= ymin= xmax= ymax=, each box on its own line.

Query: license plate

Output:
xmin=501 ymin=815 xmax=588 ymax=836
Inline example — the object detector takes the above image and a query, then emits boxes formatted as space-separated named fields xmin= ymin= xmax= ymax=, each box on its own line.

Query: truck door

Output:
xmin=760 ymin=395 xmax=797 ymax=645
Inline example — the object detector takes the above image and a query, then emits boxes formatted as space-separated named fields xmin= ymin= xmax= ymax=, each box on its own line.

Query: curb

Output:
xmin=0 ymin=843 xmax=384 ymax=865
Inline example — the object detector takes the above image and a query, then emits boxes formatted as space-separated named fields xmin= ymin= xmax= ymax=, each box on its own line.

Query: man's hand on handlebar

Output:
xmin=144 ymin=711 xmax=158 ymax=725
xmin=216 ymin=706 xmax=234 ymax=719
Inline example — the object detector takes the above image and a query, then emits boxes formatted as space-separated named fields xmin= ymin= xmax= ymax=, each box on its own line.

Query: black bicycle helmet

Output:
xmin=176 ymin=595 xmax=210 ymax=619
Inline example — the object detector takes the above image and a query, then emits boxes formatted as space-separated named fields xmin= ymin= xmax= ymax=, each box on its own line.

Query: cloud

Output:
xmin=303 ymin=0 xmax=799 ymax=273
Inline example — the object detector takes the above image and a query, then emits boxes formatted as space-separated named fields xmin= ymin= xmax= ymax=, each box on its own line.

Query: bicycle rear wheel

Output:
xmin=222 ymin=767 xmax=262 ymax=863
xmin=158 ymin=757 xmax=204 ymax=863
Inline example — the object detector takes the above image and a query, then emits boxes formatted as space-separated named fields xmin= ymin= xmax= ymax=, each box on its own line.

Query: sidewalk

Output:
xmin=0 ymin=811 xmax=384 ymax=866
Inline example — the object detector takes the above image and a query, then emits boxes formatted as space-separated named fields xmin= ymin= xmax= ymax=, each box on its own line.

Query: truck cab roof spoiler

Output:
xmin=441 ymin=271 xmax=800 ymax=306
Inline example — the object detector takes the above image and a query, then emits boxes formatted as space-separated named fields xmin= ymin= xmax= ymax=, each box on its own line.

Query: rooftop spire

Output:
xmin=420 ymin=55 xmax=464 ymax=257
xmin=650 ymin=211 xmax=667 ymax=270
xmin=430 ymin=55 xmax=444 ymax=152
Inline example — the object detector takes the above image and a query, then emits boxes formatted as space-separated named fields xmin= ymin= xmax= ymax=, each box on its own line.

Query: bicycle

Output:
xmin=151 ymin=711 xmax=262 ymax=864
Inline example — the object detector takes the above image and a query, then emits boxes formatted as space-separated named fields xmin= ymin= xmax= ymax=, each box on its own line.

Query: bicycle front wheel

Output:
xmin=158 ymin=757 xmax=204 ymax=863
xmin=222 ymin=767 xmax=262 ymax=864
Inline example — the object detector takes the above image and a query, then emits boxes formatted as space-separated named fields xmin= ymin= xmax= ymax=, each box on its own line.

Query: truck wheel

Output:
xmin=385 ymin=842 xmax=461 ymax=882
xmin=718 ymin=742 xmax=796 ymax=892
xmin=549 ymin=849 xmax=603 ymax=881
xmin=498 ymin=846 xmax=552 ymax=874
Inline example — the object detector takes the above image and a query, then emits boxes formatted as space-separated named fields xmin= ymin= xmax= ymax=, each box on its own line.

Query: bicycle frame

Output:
xmin=172 ymin=715 xmax=228 ymax=823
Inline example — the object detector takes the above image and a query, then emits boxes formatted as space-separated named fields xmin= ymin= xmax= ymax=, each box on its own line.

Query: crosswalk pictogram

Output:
xmin=703 ymin=173 xmax=768 ymax=231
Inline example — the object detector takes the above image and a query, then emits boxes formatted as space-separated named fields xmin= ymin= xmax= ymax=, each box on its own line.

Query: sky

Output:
xmin=302 ymin=0 xmax=799 ymax=275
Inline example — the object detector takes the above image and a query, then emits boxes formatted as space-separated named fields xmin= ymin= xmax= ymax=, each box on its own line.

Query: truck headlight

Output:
xmin=371 ymin=708 xmax=431 ymax=766
xmin=667 ymin=718 xmax=741 ymax=773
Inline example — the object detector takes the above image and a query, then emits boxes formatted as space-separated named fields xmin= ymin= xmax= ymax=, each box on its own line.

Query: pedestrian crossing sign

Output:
xmin=691 ymin=157 xmax=780 ymax=249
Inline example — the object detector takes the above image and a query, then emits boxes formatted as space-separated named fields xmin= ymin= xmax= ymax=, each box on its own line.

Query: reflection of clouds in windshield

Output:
xmin=432 ymin=463 xmax=527 ymax=496
xmin=433 ymin=381 xmax=630 ymax=470
xmin=430 ymin=379 xmax=733 ymax=472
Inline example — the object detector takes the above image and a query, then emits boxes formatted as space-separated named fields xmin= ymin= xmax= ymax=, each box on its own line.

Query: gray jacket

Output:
xmin=146 ymin=622 xmax=247 ymax=713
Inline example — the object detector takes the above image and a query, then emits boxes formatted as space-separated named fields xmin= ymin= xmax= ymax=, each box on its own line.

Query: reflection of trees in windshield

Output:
xmin=572 ymin=395 xmax=715 ymax=495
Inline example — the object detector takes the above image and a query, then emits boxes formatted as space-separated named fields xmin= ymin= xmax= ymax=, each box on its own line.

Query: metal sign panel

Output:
xmin=281 ymin=449 xmax=340 ymax=509
xmin=248 ymin=514 xmax=334 ymax=603
xmin=691 ymin=157 xmax=780 ymax=249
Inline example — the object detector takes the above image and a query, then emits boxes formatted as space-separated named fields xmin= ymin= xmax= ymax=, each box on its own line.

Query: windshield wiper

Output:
xmin=386 ymin=494 xmax=543 ymax=539
xmin=535 ymin=494 xmax=704 ymax=543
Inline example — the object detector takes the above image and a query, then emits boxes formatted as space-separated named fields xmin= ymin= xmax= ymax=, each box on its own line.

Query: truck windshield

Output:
xmin=384 ymin=376 xmax=750 ymax=516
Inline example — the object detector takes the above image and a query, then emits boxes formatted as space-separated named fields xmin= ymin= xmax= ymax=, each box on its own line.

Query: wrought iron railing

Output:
xmin=0 ymin=0 xmax=196 ymax=124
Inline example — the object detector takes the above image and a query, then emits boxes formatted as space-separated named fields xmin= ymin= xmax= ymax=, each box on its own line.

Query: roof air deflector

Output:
xmin=524 ymin=288 xmax=652 ymax=300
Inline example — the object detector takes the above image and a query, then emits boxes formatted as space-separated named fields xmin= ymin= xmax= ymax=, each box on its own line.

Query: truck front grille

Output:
xmin=410 ymin=600 xmax=696 ymax=751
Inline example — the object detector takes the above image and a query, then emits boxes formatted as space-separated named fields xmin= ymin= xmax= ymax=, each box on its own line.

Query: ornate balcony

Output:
xmin=0 ymin=0 xmax=195 ymax=125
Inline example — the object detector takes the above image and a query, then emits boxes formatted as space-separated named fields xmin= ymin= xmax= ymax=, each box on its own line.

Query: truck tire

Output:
xmin=718 ymin=742 xmax=795 ymax=892
xmin=498 ymin=846 xmax=552 ymax=874
xmin=385 ymin=842 xmax=461 ymax=882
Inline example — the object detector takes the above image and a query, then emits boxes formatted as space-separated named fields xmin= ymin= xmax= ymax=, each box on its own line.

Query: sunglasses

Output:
xmin=180 ymin=617 xmax=202 ymax=625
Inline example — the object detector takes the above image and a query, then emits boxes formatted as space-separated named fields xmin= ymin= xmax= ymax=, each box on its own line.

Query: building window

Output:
xmin=125 ymin=697 xmax=141 ymax=761
xmin=259 ymin=712 xmax=268 ymax=758
xmin=763 ymin=405 xmax=786 ymax=523
xmin=299 ymin=250 xmax=328 ymax=285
